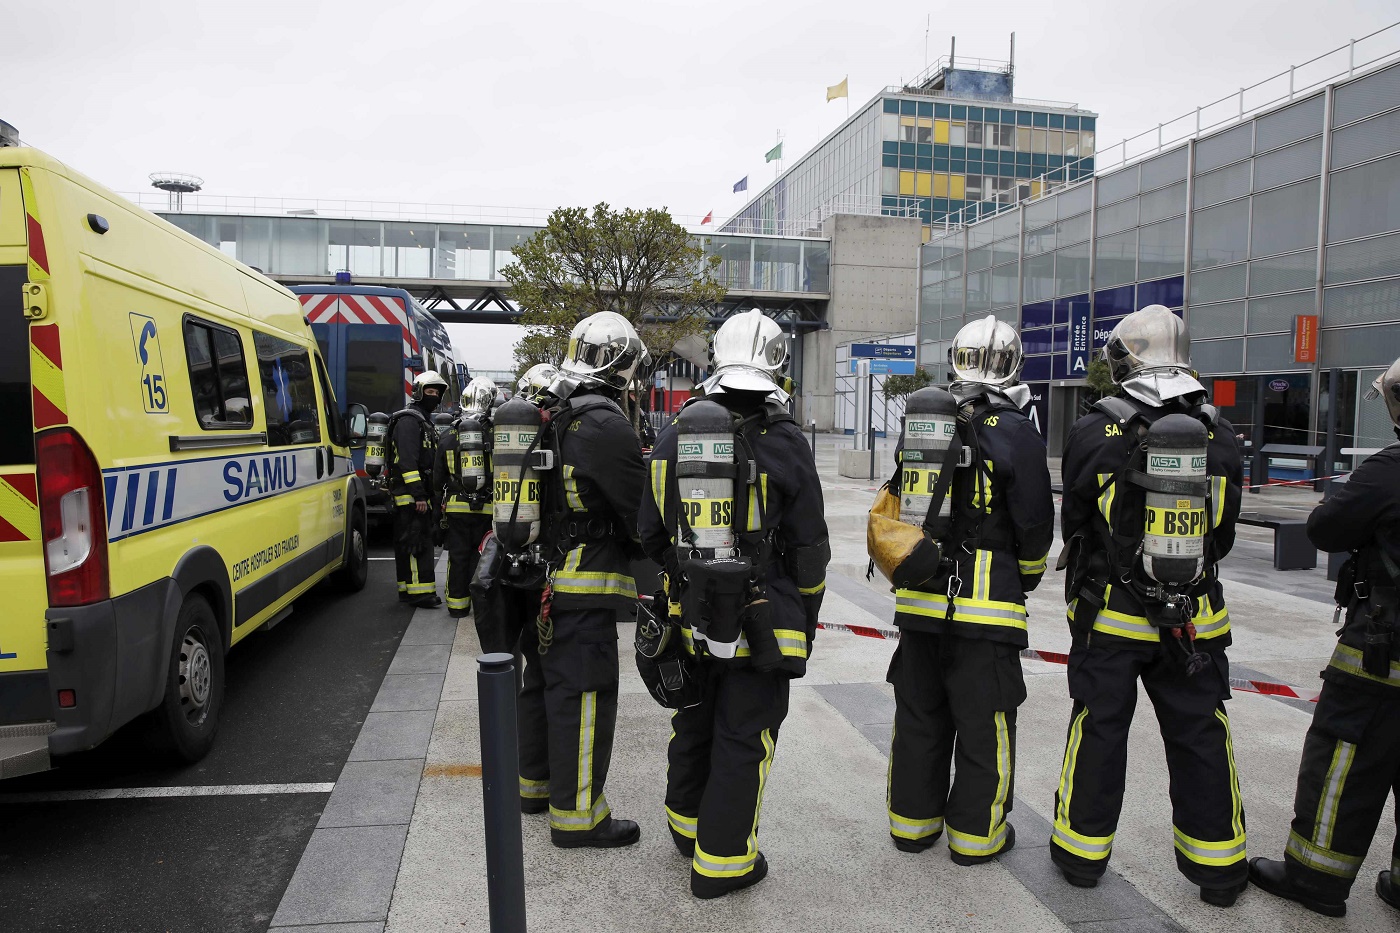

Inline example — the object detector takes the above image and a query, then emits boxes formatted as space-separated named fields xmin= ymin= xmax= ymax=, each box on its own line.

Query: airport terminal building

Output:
xmin=918 ymin=59 xmax=1400 ymax=455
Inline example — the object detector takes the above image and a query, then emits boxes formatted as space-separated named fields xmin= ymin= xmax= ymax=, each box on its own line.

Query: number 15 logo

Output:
xmin=129 ymin=313 xmax=169 ymax=413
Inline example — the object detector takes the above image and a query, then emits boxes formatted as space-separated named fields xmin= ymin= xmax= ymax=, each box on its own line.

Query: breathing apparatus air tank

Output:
xmin=364 ymin=412 xmax=390 ymax=479
xmin=897 ymin=387 xmax=961 ymax=528
xmin=675 ymin=400 xmax=736 ymax=556
xmin=456 ymin=411 xmax=489 ymax=494
xmin=432 ymin=412 xmax=455 ymax=446
xmin=492 ymin=396 xmax=545 ymax=550
xmin=1140 ymin=413 xmax=1209 ymax=586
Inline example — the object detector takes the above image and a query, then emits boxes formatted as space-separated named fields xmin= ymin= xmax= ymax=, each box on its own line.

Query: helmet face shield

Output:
xmin=461 ymin=376 xmax=497 ymax=414
xmin=558 ymin=311 xmax=649 ymax=391
xmin=1104 ymin=306 xmax=1191 ymax=384
xmin=950 ymin=315 xmax=1023 ymax=386
xmin=412 ymin=371 xmax=449 ymax=404
xmin=1366 ymin=356 xmax=1400 ymax=430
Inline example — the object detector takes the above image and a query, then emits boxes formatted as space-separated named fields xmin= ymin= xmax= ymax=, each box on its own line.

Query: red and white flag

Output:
xmin=701 ymin=211 xmax=713 ymax=225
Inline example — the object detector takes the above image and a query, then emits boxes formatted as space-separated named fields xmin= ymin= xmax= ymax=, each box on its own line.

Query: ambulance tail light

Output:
xmin=37 ymin=428 xmax=110 ymax=607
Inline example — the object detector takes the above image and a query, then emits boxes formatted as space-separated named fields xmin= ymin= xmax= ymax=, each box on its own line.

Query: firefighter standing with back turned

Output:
xmin=389 ymin=371 xmax=447 ymax=608
xmin=499 ymin=313 xmax=648 ymax=849
xmin=436 ymin=376 xmax=497 ymax=618
xmin=1248 ymin=355 xmax=1400 ymax=918
xmin=1053 ymin=306 xmax=1246 ymax=906
xmin=872 ymin=316 xmax=1052 ymax=864
xmin=639 ymin=310 xmax=830 ymax=899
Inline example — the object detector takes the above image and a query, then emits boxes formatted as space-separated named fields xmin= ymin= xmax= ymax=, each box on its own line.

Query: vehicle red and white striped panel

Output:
xmin=300 ymin=293 xmax=419 ymax=398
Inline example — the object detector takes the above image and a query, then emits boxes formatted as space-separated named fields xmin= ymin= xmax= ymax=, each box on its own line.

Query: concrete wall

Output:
xmin=801 ymin=214 xmax=922 ymax=431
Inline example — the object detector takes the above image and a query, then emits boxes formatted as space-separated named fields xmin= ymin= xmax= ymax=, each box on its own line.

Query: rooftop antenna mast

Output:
xmin=950 ymin=36 xmax=956 ymax=70
xmin=149 ymin=172 xmax=203 ymax=211
xmin=1009 ymin=31 xmax=1016 ymax=75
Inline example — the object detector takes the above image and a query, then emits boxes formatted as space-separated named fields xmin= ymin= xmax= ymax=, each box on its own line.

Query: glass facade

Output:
xmin=159 ymin=213 xmax=829 ymax=294
xmin=723 ymin=90 xmax=1096 ymax=243
xmin=917 ymin=61 xmax=1400 ymax=451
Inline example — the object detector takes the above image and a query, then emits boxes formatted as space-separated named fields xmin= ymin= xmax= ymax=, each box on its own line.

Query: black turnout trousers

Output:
xmin=516 ymin=606 xmax=621 ymax=837
xmin=665 ymin=662 xmax=790 ymax=885
xmin=1283 ymin=678 xmax=1400 ymax=900
xmin=443 ymin=514 xmax=491 ymax=616
xmin=1050 ymin=643 xmax=1247 ymax=888
xmin=886 ymin=630 xmax=1025 ymax=858
xmin=393 ymin=505 xmax=436 ymax=598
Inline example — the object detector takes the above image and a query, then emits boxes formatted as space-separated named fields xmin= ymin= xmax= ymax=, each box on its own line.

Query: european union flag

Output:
xmin=733 ymin=176 xmax=748 ymax=194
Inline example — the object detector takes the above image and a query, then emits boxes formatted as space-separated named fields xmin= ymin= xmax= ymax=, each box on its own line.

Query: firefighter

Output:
xmin=879 ymin=316 xmax=1053 ymax=865
xmin=517 ymin=362 xmax=559 ymax=403
xmin=390 ymin=371 xmax=447 ymax=608
xmin=1053 ymin=306 xmax=1246 ymax=906
xmin=639 ymin=310 xmax=830 ymax=898
xmin=1248 ymin=356 xmax=1400 ymax=917
xmin=436 ymin=377 xmax=497 ymax=618
xmin=509 ymin=312 xmax=649 ymax=849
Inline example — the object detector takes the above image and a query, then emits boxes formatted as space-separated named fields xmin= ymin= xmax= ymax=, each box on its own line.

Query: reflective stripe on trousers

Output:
xmin=519 ymin=775 xmax=550 ymax=799
xmin=947 ymin=711 xmax=1013 ymax=857
xmin=550 ymin=690 xmax=612 ymax=832
xmin=1052 ymin=707 xmax=1116 ymax=861
xmin=692 ymin=728 xmax=775 ymax=878
xmin=1285 ymin=739 xmax=1362 ymax=878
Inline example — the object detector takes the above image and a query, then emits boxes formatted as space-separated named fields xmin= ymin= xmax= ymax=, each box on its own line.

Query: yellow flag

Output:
xmin=826 ymin=76 xmax=848 ymax=102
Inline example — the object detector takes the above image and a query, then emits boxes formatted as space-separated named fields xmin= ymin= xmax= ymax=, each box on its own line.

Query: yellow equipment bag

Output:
xmin=867 ymin=484 xmax=945 ymax=589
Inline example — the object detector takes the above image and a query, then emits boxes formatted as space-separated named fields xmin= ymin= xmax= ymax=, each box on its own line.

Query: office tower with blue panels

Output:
xmin=721 ymin=55 xmax=1097 ymax=243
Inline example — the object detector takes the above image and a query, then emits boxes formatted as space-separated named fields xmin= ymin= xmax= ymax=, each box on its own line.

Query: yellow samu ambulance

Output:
xmin=0 ymin=130 xmax=371 ymax=777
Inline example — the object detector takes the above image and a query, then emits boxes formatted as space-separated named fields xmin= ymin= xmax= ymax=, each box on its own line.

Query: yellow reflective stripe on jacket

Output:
xmin=743 ymin=473 xmax=768 ymax=532
xmin=773 ymin=628 xmax=808 ymax=659
xmin=1084 ymin=587 xmax=1231 ymax=642
xmin=400 ymin=470 xmax=421 ymax=484
xmin=650 ymin=458 xmax=668 ymax=524
xmin=1018 ymin=551 xmax=1049 ymax=576
xmin=394 ymin=494 xmax=415 ymax=506
xmin=970 ymin=460 xmax=994 ymax=513
xmin=799 ymin=580 xmax=826 ymax=596
xmin=1173 ymin=827 xmax=1247 ymax=866
xmin=552 ymin=545 xmax=639 ymax=600
xmin=563 ymin=464 xmax=585 ymax=511
xmin=444 ymin=501 xmax=491 ymax=514
xmin=1328 ymin=643 xmax=1400 ymax=685
xmin=1286 ymin=830 xmax=1364 ymax=878
xmin=895 ymin=590 xmax=1028 ymax=630
xmin=1095 ymin=473 xmax=1116 ymax=524
xmin=1209 ymin=475 xmax=1228 ymax=529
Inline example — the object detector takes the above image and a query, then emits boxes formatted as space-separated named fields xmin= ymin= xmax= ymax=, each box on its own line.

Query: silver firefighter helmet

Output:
xmin=515 ymin=363 xmax=558 ymax=402
xmin=1103 ymin=306 xmax=1191 ymax=384
xmin=460 ymin=376 xmax=497 ymax=414
xmin=950 ymin=315 xmax=1023 ymax=387
xmin=703 ymin=309 xmax=790 ymax=395
xmin=1365 ymin=356 xmax=1400 ymax=430
xmin=556 ymin=311 xmax=650 ymax=392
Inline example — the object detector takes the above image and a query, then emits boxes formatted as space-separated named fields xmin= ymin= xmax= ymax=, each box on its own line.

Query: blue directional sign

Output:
xmin=851 ymin=359 xmax=918 ymax=375
xmin=1068 ymin=302 xmax=1092 ymax=377
xmin=850 ymin=343 xmax=915 ymax=360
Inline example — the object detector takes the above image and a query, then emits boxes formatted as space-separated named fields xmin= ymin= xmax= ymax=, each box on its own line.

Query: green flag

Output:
xmin=765 ymin=142 xmax=783 ymax=163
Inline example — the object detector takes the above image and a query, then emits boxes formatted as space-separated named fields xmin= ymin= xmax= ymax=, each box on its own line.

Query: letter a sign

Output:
xmin=1069 ymin=302 xmax=1092 ymax=376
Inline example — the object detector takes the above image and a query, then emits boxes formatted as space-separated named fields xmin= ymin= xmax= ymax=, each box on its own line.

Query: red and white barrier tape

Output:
xmin=1242 ymin=472 xmax=1350 ymax=491
xmin=815 ymin=620 xmax=1320 ymax=703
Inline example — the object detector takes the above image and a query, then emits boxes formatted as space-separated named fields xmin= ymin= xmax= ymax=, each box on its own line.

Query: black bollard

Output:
xmin=477 ymin=652 xmax=527 ymax=933
xmin=809 ymin=420 xmax=816 ymax=456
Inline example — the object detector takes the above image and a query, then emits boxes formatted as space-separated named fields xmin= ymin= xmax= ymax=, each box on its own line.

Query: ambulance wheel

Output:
xmin=335 ymin=508 xmax=369 ymax=592
xmin=153 ymin=593 xmax=224 ymax=763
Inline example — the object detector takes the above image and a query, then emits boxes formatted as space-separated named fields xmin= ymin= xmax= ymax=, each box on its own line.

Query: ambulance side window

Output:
xmin=183 ymin=317 xmax=253 ymax=429
xmin=252 ymin=330 xmax=321 ymax=447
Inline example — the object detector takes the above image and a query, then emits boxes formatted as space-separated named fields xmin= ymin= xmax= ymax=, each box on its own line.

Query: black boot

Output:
xmin=551 ymin=817 xmax=640 ymax=849
xmin=1199 ymin=880 xmax=1248 ymax=908
xmin=691 ymin=852 xmax=768 ymax=899
xmin=520 ymin=797 xmax=548 ymax=815
xmin=950 ymin=823 xmax=1015 ymax=866
xmin=1058 ymin=863 xmax=1100 ymax=888
xmin=1247 ymin=857 xmax=1346 ymax=917
xmin=1378 ymin=870 xmax=1399 ymax=911
xmin=409 ymin=593 xmax=442 ymax=608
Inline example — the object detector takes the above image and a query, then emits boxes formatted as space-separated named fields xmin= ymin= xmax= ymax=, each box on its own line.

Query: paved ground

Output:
xmin=0 ymin=543 xmax=414 ymax=933
xmin=5 ymin=433 xmax=1395 ymax=932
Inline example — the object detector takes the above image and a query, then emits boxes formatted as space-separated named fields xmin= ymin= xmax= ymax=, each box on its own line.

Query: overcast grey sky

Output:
xmin=6 ymin=0 xmax=1396 ymax=370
